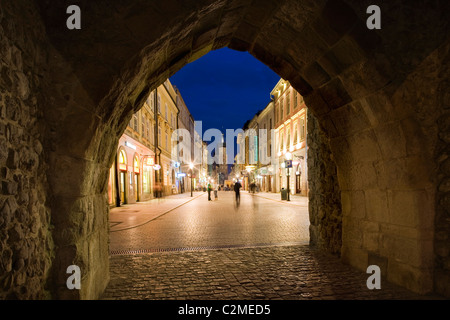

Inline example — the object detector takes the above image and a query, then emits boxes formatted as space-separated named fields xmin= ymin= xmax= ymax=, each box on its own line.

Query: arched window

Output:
xmin=119 ymin=150 xmax=127 ymax=171
xmin=133 ymin=156 xmax=140 ymax=174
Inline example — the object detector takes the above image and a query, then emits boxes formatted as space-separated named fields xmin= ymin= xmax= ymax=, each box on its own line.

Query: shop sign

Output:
xmin=145 ymin=157 xmax=155 ymax=166
xmin=125 ymin=141 xmax=136 ymax=150
xmin=153 ymin=164 xmax=161 ymax=170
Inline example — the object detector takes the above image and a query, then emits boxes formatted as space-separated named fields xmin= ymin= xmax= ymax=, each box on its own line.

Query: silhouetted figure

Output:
xmin=234 ymin=181 xmax=242 ymax=206
xmin=154 ymin=182 xmax=163 ymax=198
xmin=207 ymin=183 xmax=212 ymax=201
xmin=214 ymin=183 xmax=218 ymax=200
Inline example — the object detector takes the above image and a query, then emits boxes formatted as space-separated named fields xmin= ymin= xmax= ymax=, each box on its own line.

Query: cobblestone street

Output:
xmin=102 ymin=192 xmax=441 ymax=300
xmin=109 ymin=191 xmax=310 ymax=253
xmin=102 ymin=245 xmax=430 ymax=300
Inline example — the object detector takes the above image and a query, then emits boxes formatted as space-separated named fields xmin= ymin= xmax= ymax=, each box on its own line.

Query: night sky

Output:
xmin=170 ymin=48 xmax=280 ymax=135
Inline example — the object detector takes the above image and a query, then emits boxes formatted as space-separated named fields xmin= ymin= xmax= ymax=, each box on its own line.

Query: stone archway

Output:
xmin=0 ymin=0 xmax=448 ymax=299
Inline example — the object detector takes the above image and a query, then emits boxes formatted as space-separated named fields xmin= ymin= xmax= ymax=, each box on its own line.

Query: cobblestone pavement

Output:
xmin=104 ymin=192 xmax=442 ymax=300
xmin=109 ymin=191 xmax=205 ymax=232
xmin=102 ymin=245 xmax=438 ymax=300
xmin=109 ymin=191 xmax=310 ymax=253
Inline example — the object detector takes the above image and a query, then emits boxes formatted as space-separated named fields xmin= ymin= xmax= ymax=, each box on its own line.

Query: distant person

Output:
xmin=207 ymin=183 xmax=212 ymax=201
xmin=250 ymin=182 xmax=256 ymax=193
xmin=154 ymin=182 xmax=162 ymax=198
xmin=214 ymin=183 xmax=218 ymax=200
xmin=234 ymin=181 xmax=242 ymax=206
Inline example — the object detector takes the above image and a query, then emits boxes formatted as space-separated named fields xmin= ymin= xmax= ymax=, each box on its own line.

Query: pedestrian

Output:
xmin=207 ymin=182 xmax=212 ymax=201
xmin=214 ymin=183 xmax=218 ymax=200
xmin=234 ymin=181 xmax=242 ymax=206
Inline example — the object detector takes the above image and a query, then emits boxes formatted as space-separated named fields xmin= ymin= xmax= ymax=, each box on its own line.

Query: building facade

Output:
xmin=255 ymin=101 xmax=275 ymax=192
xmin=108 ymin=79 xmax=183 ymax=206
xmin=272 ymin=79 xmax=308 ymax=196
xmin=175 ymin=86 xmax=195 ymax=194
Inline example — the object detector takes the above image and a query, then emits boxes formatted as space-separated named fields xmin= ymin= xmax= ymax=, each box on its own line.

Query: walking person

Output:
xmin=234 ymin=180 xmax=242 ymax=206
xmin=214 ymin=182 xmax=218 ymax=200
xmin=207 ymin=182 xmax=212 ymax=201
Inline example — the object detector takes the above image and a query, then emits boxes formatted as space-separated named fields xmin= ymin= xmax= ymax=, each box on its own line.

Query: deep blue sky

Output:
xmin=170 ymin=48 xmax=280 ymax=134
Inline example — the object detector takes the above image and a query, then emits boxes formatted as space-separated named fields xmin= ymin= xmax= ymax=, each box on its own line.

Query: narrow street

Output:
xmin=109 ymin=191 xmax=309 ymax=253
xmin=102 ymin=192 xmax=436 ymax=300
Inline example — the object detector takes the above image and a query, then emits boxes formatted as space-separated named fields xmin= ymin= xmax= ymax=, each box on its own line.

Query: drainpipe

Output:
xmin=154 ymin=87 xmax=162 ymax=197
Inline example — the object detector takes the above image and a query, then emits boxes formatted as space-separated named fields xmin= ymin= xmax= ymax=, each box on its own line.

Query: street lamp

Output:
xmin=189 ymin=163 xmax=194 ymax=197
xmin=285 ymin=152 xmax=292 ymax=201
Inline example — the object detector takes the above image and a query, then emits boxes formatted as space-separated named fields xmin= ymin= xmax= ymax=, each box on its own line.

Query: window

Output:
xmin=269 ymin=118 xmax=272 ymax=131
xmin=300 ymin=116 xmax=306 ymax=141
xmin=286 ymin=93 xmax=290 ymax=115
xmin=294 ymin=92 xmax=298 ymax=109
xmin=158 ymin=127 xmax=161 ymax=146
xmin=293 ymin=124 xmax=298 ymax=145
xmin=147 ymin=93 xmax=153 ymax=112
xmin=146 ymin=120 xmax=150 ymax=139
xmin=133 ymin=114 xmax=138 ymax=132
xmin=141 ymin=115 xmax=145 ymax=136
xmin=157 ymin=95 xmax=161 ymax=113
xmin=165 ymin=104 xmax=168 ymax=121
xmin=165 ymin=133 xmax=168 ymax=150
xmin=275 ymin=103 xmax=279 ymax=123
xmin=280 ymin=99 xmax=284 ymax=122
xmin=279 ymin=133 xmax=283 ymax=152
xmin=287 ymin=130 xmax=290 ymax=149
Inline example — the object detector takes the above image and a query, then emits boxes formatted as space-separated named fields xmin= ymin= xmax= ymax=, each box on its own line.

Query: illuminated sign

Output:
xmin=145 ymin=157 xmax=155 ymax=166
xmin=125 ymin=141 xmax=136 ymax=150
xmin=177 ymin=173 xmax=186 ymax=178
xmin=153 ymin=164 xmax=161 ymax=170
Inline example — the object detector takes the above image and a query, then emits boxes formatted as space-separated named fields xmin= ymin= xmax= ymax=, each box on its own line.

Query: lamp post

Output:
xmin=189 ymin=163 xmax=194 ymax=197
xmin=285 ymin=152 xmax=292 ymax=201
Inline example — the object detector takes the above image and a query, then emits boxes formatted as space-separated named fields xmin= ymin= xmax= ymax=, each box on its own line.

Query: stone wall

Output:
xmin=0 ymin=1 xmax=53 ymax=299
xmin=307 ymin=110 xmax=342 ymax=255
xmin=434 ymin=43 xmax=450 ymax=298
xmin=0 ymin=0 xmax=447 ymax=299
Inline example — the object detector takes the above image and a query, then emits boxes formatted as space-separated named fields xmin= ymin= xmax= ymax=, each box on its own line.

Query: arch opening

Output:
xmin=0 ymin=0 xmax=448 ymax=299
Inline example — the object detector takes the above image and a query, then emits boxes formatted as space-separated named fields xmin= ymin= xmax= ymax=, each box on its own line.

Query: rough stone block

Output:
xmin=319 ymin=78 xmax=352 ymax=110
xmin=363 ymin=231 xmax=381 ymax=252
xmin=330 ymin=102 xmax=371 ymax=137
xmin=374 ymin=123 xmax=407 ymax=160
xmin=342 ymin=216 xmax=362 ymax=247
xmin=347 ymin=129 xmax=381 ymax=163
xmin=341 ymin=190 xmax=366 ymax=220
xmin=387 ymin=260 xmax=433 ymax=295
xmin=365 ymin=189 xmax=389 ymax=224
xmin=302 ymin=61 xmax=331 ymax=88
xmin=391 ymin=189 xmax=434 ymax=230
xmin=341 ymin=245 xmax=368 ymax=272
